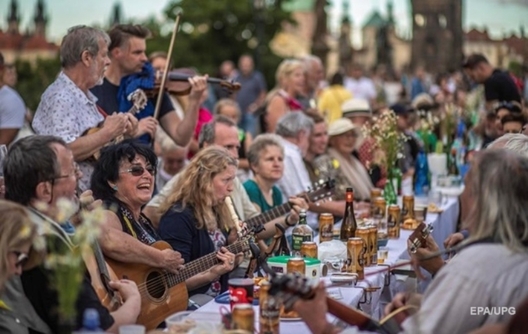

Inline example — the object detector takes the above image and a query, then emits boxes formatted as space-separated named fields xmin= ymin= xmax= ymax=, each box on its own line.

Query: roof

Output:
xmin=363 ymin=11 xmax=387 ymax=28
xmin=0 ymin=30 xmax=57 ymax=51
xmin=465 ymin=28 xmax=493 ymax=42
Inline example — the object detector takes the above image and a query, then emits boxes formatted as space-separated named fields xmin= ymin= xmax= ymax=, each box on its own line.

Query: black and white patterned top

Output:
xmin=33 ymin=72 xmax=104 ymax=192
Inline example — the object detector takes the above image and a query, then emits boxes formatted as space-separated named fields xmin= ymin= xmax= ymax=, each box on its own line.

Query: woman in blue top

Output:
xmin=243 ymin=134 xmax=285 ymax=213
xmin=158 ymin=147 xmax=241 ymax=298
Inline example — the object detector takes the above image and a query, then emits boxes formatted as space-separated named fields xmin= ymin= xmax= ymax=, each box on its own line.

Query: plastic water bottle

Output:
xmin=414 ymin=150 xmax=430 ymax=196
xmin=74 ymin=308 xmax=105 ymax=333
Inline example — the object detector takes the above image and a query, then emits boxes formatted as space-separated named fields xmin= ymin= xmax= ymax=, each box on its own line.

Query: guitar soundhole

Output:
xmin=146 ymin=271 xmax=166 ymax=299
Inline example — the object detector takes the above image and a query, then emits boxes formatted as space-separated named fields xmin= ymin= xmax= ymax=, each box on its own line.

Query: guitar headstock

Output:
xmin=268 ymin=273 xmax=316 ymax=310
xmin=408 ymin=222 xmax=434 ymax=253
xmin=299 ymin=178 xmax=336 ymax=205
xmin=127 ymin=89 xmax=148 ymax=114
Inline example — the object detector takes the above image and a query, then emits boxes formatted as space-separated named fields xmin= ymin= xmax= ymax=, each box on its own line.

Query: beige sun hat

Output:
xmin=341 ymin=98 xmax=372 ymax=118
xmin=328 ymin=118 xmax=364 ymax=149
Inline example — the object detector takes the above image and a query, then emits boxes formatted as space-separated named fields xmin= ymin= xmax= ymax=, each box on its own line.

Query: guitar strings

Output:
xmin=132 ymin=243 xmax=248 ymax=296
xmin=132 ymin=238 xmax=465 ymax=299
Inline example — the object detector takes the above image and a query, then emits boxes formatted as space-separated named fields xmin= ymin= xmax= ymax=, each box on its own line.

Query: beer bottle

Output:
xmin=340 ymin=188 xmax=358 ymax=242
xmin=291 ymin=209 xmax=313 ymax=255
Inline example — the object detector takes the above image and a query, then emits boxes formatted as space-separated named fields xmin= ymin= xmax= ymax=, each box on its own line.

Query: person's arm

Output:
xmin=159 ymin=76 xmax=208 ymax=146
xmin=105 ymin=280 xmax=141 ymax=334
xmin=266 ymin=96 xmax=288 ymax=133
xmin=0 ymin=129 xmax=19 ymax=146
xmin=98 ymin=210 xmax=183 ymax=272
xmin=309 ymin=200 xmax=345 ymax=216
xmin=68 ymin=114 xmax=127 ymax=161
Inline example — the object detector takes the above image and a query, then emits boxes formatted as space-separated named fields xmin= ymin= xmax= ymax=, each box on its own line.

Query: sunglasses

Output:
xmin=12 ymin=251 xmax=29 ymax=268
xmin=121 ymin=165 xmax=155 ymax=177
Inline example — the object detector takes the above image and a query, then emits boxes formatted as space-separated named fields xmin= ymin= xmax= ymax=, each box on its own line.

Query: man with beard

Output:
xmin=32 ymin=25 xmax=138 ymax=192
xmin=3 ymin=135 xmax=141 ymax=333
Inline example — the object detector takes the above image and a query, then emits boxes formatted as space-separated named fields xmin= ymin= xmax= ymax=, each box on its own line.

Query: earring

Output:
xmin=112 ymin=185 xmax=118 ymax=191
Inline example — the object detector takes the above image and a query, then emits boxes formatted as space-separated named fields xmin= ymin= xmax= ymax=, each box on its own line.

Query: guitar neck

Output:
xmin=165 ymin=240 xmax=248 ymax=287
xmin=247 ymin=202 xmax=292 ymax=229
xmin=326 ymin=298 xmax=379 ymax=330
xmin=93 ymin=240 xmax=112 ymax=279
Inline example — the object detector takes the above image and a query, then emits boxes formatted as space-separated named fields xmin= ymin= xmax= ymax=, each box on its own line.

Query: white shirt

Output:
xmin=33 ymin=72 xmax=104 ymax=192
xmin=276 ymin=138 xmax=318 ymax=231
xmin=0 ymin=85 xmax=26 ymax=130
xmin=344 ymin=77 xmax=377 ymax=102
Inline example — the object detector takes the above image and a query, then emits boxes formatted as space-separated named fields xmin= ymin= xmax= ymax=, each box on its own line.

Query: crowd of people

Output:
xmin=0 ymin=22 xmax=527 ymax=334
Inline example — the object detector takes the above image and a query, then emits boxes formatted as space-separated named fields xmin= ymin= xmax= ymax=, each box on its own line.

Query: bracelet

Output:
xmin=284 ymin=213 xmax=297 ymax=227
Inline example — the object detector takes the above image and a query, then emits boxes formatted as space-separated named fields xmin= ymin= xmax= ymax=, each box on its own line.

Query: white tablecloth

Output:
xmin=188 ymin=276 xmax=364 ymax=332
xmin=190 ymin=198 xmax=460 ymax=331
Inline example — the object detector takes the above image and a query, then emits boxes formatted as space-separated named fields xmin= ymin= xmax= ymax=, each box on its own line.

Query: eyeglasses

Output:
xmin=54 ymin=162 xmax=81 ymax=180
xmin=12 ymin=251 xmax=29 ymax=268
xmin=120 ymin=165 xmax=155 ymax=177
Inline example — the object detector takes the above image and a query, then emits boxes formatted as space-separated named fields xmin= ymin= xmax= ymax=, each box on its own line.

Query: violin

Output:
xmin=152 ymin=68 xmax=241 ymax=96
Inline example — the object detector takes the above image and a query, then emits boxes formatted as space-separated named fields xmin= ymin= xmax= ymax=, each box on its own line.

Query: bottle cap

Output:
xmin=300 ymin=209 xmax=307 ymax=214
xmin=82 ymin=308 xmax=100 ymax=330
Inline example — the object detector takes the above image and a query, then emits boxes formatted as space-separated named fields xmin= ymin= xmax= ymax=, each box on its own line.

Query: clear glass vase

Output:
xmin=384 ymin=168 xmax=398 ymax=205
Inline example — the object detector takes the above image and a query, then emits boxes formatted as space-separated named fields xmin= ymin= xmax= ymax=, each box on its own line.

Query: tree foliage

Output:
xmin=151 ymin=0 xmax=293 ymax=86
xmin=15 ymin=56 xmax=61 ymax=112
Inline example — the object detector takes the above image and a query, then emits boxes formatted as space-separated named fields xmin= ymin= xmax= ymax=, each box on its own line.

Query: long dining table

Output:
xmin=187 ymin=197 xmax=460 ymax=332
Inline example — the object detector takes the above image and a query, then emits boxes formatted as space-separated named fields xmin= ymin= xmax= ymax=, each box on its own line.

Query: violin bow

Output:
xmin=151 ymin=11 xmax=182 ymax=138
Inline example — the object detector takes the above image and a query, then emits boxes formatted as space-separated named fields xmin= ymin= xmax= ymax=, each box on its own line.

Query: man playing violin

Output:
xmin=90 ymin=24 xmax=207 ymax=147
xmin=33 ymin=26 xmax=138 ymax=192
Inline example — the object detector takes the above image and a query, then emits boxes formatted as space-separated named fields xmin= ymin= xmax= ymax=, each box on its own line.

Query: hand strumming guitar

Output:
xmin=160 ymin=248 xmax=185 ymax=273
xmin=384 ymin=292 xmax=421 ymax=325
xmin=102 ymin=112 xmax=128 ymax=140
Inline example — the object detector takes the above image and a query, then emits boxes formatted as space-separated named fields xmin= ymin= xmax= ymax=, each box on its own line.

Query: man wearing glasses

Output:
xmin=3 ymin=135 xmax=141 ymax=333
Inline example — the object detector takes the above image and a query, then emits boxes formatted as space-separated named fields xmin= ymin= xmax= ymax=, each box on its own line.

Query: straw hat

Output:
xmin=328 ymin=118 xmax=364 ymax=149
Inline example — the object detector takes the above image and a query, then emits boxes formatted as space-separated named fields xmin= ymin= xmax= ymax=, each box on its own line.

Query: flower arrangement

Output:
xmin=363 ymin=109 xmax=406 ymax=173
xmin=36 ymin=198 xmax=104 ymax=326
xmin=363 ymin=109 xmax=407 ymax=204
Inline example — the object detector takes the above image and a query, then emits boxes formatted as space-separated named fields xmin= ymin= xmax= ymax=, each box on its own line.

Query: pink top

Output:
xmin=188 ymin=107 xmax=213 ymax=159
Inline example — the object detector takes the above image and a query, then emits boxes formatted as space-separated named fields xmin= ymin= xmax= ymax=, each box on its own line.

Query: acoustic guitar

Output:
xmin=269 ymin=273 xmax=405 ymax=334
xmin=105 ymin=237 xmax=253 ymax=330
xmin=84 ymin=89 xmax=148 ymax=161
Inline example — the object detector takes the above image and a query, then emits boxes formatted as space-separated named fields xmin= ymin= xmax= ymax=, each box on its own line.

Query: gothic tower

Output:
xmin=7 ymin=0 xmax=20 ymax=34
xmin=34 ymin=0 xmax=48 ymax=37
xmin=110 ymin=2 xmax=123 ymax=27
xmin=410 ymin=0 xmax=463 ymax=73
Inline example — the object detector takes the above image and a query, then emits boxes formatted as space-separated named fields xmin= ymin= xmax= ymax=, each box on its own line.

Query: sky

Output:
xmin=4 ymin=0 xmax=528 ymax=46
